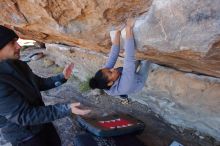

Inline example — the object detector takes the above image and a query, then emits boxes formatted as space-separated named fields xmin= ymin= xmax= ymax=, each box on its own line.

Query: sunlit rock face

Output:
xmin=0 ymin=0 xmax=151 ymax=51
xmin=0 ymin=0 xmax=220 ymax=77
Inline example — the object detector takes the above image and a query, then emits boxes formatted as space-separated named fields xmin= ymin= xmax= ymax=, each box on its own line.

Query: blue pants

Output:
xmin=137 ymin=60 xmax=151 ymax=80
xmin=136 ymin=60 xmax=151 ymax=86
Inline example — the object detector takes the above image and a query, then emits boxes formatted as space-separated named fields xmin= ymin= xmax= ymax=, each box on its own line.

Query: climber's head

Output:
xmin=89 ymin=68 xmax=121 ymax=90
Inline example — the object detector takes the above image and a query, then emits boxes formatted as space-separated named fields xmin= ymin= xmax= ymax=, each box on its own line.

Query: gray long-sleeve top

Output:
xmin=0 ymin=59 xmax=71 ymax=144
xmin=104 ymin=38 xmax=145 ymax=96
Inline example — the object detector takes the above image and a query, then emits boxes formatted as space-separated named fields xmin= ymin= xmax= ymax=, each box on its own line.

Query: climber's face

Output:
xmin=101 ymin=68 xmax=121 ymax=82
xmin=0 ymin=38 xmax=21 ymax=60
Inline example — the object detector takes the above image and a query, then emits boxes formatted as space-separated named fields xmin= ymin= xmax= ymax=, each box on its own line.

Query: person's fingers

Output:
xmin=79 ymin=109 xmax=91 ymax=115
xmin=65 ymin=63 xmax=74 ymax=70
xmin=70 ymin=102 xmax=91 ymax=115
xmin=115 ymin=30 xmax=121 ymax=35
xmin=74 ymin=109 xmax=91 ymax=115
xmin=63 ymin=63 xmax=74 ymax=78
xmin=71 ymin=102 xmax=80 ymax=107
xmin=69 ymin=63 xmax=74 ymax=69
xmin=68 ymin=64 xmax=74 ymax=74
xmin=126 ymin=18 xmax=135 ymax=27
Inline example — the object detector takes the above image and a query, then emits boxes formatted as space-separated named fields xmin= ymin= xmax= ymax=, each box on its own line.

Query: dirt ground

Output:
xmin=1 ymin=47 xmax=219 ymax=146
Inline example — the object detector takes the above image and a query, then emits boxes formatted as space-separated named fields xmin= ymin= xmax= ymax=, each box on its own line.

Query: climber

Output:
xmin=89 ymin=19 xmax=151 ymax=96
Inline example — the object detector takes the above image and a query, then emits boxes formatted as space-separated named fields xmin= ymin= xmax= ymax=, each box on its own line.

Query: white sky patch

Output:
xmin=18 ymin=39 xmax=36 ymax=46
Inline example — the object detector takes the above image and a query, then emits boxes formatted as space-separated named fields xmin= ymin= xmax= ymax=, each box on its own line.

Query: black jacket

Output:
xmin=0 ymin=59 xmax=71 ymax=144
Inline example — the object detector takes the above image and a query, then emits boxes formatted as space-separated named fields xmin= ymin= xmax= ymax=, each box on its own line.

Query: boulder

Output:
xmin=0 ymin=0 xmax=220 ymax=77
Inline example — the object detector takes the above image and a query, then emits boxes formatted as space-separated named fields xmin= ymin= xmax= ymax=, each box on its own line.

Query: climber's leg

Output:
xmin=137 ymin=60 xmax=151 ymax=85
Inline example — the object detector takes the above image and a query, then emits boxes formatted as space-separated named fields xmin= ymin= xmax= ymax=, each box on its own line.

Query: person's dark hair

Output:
xmin=0 ymin=25 xmax=18 ymax=50
xmin=89 ymin=69 xmax=110 ymax=90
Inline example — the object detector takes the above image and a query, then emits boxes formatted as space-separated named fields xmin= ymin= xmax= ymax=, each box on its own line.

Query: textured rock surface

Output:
xmin=132 ymin=0 xmax=220 ymax=78
xmin=0 ymin=0 xmax=220 ymax=77
xmin=46 ymin=44 xmax=220 ymax=141
xmin=0 ymin=0 xmax=151 ymax=51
